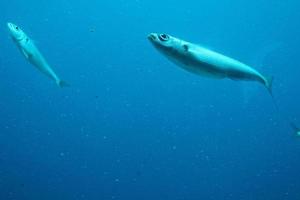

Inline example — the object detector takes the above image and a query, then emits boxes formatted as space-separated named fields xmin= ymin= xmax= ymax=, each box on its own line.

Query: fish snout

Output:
xmin=7 ymin=22 xmax=18 ymax=33
xmin=7 ymin=22 xmax=14 ymax=30
xmin=148 ymin=33 xmax=157 ymax=42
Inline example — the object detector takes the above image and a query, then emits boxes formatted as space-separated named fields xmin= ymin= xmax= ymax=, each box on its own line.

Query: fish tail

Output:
xmin=57 ymin=80 xmax=70 ymax=88
xmin=263 ymin=76 xmax=300 ymax=138
xmin=265 ymin=76 xmax=274 ymax=97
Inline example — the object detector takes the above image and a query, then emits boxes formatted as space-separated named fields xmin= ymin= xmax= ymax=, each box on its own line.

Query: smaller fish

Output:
xmin=7 ymin=22 xmax=68 ymax=87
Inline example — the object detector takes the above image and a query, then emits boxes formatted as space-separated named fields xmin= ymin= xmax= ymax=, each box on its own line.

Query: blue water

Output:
xmin=1 ymin=1 xmax=300 ymax=199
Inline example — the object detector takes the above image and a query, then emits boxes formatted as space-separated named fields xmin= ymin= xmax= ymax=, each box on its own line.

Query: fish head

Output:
xmin=7 ymin=22 xmax=26 ymax=41
xmin=148 ymin=33 xmax=188 ymax=57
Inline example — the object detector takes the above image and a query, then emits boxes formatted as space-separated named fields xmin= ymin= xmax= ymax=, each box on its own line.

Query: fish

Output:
xmin=148 ymin=33 xmax=273 ymax=94
xmin=7 ymin=22 xmax=68 ymax=87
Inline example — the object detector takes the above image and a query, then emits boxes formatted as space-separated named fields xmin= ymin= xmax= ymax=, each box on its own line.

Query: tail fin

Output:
xmin=264 ymin=75 xmax=300 ymax=138
xmin=56 ymin=80 xmax=70 ymax=88
xmin=265 ymin=76 xmax=281 ymax=112
xmin=265 ymin=76 xmax=274 ymax=97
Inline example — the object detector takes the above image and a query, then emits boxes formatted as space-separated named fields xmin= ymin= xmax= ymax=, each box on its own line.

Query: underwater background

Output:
xmin=0 ymin=0 xmax=300 ymax=199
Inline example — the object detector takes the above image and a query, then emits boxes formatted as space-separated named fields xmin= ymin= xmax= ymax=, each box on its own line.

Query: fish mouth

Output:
xmin=7 ymin=22 xmax=13 ymax=29
xmin=147 ymin=33 xmax=157 ymax=41
xmin=7 ymin=22 xmax=14 ymax=28
xmin=7 ymin=22 xmax=16 ymax=31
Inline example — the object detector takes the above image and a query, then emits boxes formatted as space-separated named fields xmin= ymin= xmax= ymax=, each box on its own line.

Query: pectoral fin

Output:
xmin=183 ymin=44 xmax=189 ymax=52
xmin=21 ymin=49 xmax=31 ymax=59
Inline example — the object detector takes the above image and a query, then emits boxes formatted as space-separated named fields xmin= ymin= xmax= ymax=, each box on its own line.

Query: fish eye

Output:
xmin=15 ymin=26 xmax=19 ymax=30
xmin=159 ymin=34 xmax=169 ymax=41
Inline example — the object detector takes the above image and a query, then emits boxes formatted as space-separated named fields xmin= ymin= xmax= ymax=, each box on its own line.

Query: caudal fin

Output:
xmin=56 ymin=80 xmax=70 ymax=88
xmin=265 ymin=76 xmax=274 ymax=97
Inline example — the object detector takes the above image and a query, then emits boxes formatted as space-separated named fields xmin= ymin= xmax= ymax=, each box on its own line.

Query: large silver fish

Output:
xmin=148 ymin=33 xmax=273 ymax=94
